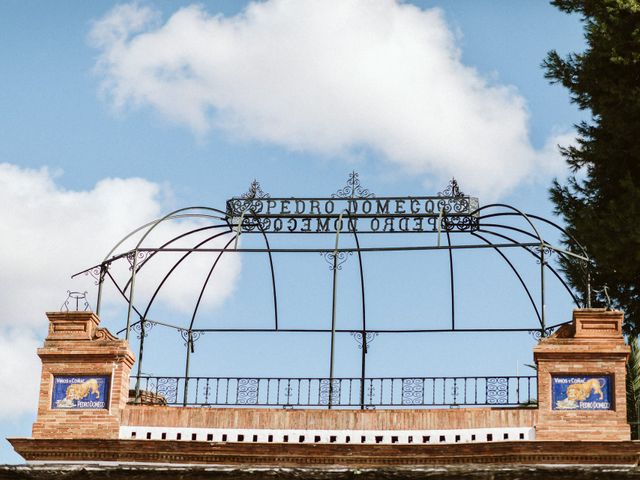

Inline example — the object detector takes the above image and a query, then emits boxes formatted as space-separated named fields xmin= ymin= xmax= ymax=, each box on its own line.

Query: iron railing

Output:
xmin=130 ymin=375 xmax=537 ymax=408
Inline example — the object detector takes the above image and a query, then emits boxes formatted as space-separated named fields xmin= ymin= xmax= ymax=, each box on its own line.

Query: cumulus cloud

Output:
xmin=0 ymin=330 xmax=41 ymax=416
xmin=0 ymin=164 xmax=240 ymax=417
xmin=90 ymin=0 xmax=567 ymax=198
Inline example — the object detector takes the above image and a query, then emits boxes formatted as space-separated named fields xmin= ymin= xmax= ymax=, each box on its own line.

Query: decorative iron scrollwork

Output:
xmin=486 ymin=377 xmax=508 ymax=404
xmin=179 ymin=329 xmax=204 ymax=352
xmin=438 ymin=178 xmax=464 ymax=198
xmin=237 ymin=378 xmax=259 ymax=405
xmin=529 ymin=326 xmax=556 ymax=341
xmin=86 ymin=264 xmax=108 ymax=286
xmin=320 ymin=251 xmax=352 ymax=270
xmin=593 ymin=285 xmax=613 ymax=310
xmin=366 ymin=382 xmax=376 ymax=409
xmin=242 ymin=180 xmax=269 ymax=200
xmin=525 ymin=245 xmax=555 ymax=264
xmin=319 ymin=379 xmax=341 ymax=405
xmin=401 ymin=379 xmax=424 ymax=405
xmin=332 ymin=171 xmax=375 ymax=199
xmin=61 ymin=291 xmax=90 ymax=312
xmin=202 ymin=380 xmax=212 ymax=404
xmin=436 ymin=178 xmax=479 ymax=219
xmin=351 ymin=331 xmax=378 ymax=350
xmin=132 ymin=319 xmax=155 ymax=339
xmin=226 ymin=180 xmax=271 ymax=220
xmin=451 ymin=381 xmax=459 ymax=405
xmin=284 ymin=380 xmax=293 ymax=405
xmin=157 ymin=378 xmax=178 ymax=404
xmin=126 ymin=250 xmax=154 ymax=271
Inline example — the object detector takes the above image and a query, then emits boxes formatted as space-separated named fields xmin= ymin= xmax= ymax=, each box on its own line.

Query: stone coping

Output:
xmin=3 ymin=464 xmax=640 ymax=480
xmin=8 ymin=438 xmax=640 ymax=467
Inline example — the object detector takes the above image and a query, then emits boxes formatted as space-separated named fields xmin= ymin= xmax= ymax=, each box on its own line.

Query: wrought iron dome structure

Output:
xmin=74 ymin=172 xmax=591 ymax=409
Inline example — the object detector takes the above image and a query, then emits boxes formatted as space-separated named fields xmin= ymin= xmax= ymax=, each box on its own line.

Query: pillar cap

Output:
xmin=45 ymin=311 xmax=102 ymax=341
xmin=573 ymin=308 xmax=623 ymax=339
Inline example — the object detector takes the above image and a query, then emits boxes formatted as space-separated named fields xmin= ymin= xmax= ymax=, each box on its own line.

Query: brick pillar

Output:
xmin=31 ymin=311 xmax=135 ymax=439
xmin=534 ymin=308 xmax=630 ymax=441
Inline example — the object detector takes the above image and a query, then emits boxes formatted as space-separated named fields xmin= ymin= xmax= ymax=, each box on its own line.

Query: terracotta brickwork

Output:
xmin=534 ymin=309 xmax=630 ymax=441
xmin=31 ymin=312 xmax=135 ymax=439
xmin=9 ymin=437 xmax=640 ymax=466
xmin=12 ymin=307 xmax=633 ymax=467
xmin=122 ymin=405 xmax=537 ymax=431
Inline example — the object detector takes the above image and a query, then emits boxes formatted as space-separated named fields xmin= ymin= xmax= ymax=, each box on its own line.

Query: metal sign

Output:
xmin=51 ymin=375 xmax=110 ymax=410
xmin=552 ymin=375 xmax=612 ymax=410
xmin=226 ymin=175 xmax=479 ymax=234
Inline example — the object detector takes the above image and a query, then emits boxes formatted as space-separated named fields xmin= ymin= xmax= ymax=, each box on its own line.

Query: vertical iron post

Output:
xmin=328 ymin=212 xmax=345 ymax=409
xmin=96 ymin=263 xmax=105 ymax=316
xmin=134 ymin=321 xmax=145 ymax=402
xmin=183 ymin=330 xmax=192 ymax=406
xmin=348 ymin=217 xmax=368 ymax=410
xmin=540 ymin=244 xmax=546 ymax=332
xmin=446 ymin=230 xmax=455 ymax=331
xmin=125 ymin=250 xmax=138 ymax=341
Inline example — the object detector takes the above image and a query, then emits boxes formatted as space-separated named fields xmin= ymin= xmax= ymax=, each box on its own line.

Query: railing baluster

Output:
xmin=277 ymin=378 xmax=281 ymax=405
xmin=134 ymin=375 xmax=536 ymax=408
xmin=464 ymin=378 xmax=468 ymax=404
xmin=432 ymin=378 xmax=436 ymax=405
xmin=442 ymin=378 xmax=446 ymax=405
xmin=266 ymin=379 xmax=271 ymax=404
xmin=474 ymin=378 xmax=478 ymax=405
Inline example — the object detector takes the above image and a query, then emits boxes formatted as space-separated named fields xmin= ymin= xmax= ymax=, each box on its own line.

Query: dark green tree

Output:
xmin=627 ymin=337 xmax=640 ymax=437
xmin=543 ymin=0 xmax=640 ymax=335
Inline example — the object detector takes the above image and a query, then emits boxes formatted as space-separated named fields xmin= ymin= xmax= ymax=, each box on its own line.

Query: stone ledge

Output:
xmin=8 ymin=438 xmax=640 ymax=467
xmin=3 ymin=464 xmax=640 ymax=480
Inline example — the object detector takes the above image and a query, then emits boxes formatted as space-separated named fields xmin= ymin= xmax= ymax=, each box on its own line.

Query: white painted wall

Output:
xmin=120 ymin=426 xmax=535 ymax=444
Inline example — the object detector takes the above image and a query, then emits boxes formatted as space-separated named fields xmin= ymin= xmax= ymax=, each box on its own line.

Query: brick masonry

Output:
xmin=534 ymin=309 xmax=631 ymax=441
xmin=122 ymin=405 xmax=537 ymax=431
xmin=10 ymin=308 xmax=635 ymax=465
xmin=30 ymin=311 xmax=135 ymax=439
xmin=8 ymin=438 xmax=640 ymax=466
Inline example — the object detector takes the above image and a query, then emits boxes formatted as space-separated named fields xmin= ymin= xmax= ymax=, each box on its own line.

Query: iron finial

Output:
xmin=439 ymin=178 xmax=465 ymax=197
xmin=332 ymin=171 xmax=374 ymax=199
xmin=241 ymin=179 xmax=269 ymax=199
xmin=60 ymin=291 xmax=90 ymax=312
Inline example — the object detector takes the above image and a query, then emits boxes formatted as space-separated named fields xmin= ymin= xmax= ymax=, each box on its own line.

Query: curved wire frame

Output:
xmin=74 ymin=202 xmax=590 ymax=336
xmin=72 ymin=199 xmax=590 ymax=406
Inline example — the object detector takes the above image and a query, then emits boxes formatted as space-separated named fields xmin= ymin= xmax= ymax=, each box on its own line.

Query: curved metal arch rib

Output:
xmin=248 ymin=210 xmax=279 ymax=330
xmin=120 ymin=224 xmax=233 ymax=295
xmin=477 ymin=227 xmax=581 ymax=308
xmin=478 ymin=211 xmax=590 ymax=260
xmin=140 ymin=230 xmax=236 ymax=322
xmin=187 ymin=234 xmax=239 ymax=331
xmin=121 ymin=207 xmax=230 ymax=338
xmin=474 ymin=204 xmax=545 ymax=244
xmin=470 ymin=231 xmax=542 ymax=325
xmin=95 ymin=210 xmax=230 ymax=315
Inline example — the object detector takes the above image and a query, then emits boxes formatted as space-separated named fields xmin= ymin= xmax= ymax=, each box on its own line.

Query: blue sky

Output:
xmin=0 ymin=0 xmax=586 ymax=463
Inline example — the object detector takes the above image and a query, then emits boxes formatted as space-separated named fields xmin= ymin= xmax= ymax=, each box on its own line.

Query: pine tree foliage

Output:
xmin=627 ymin=337 xmax=640 ymax=438
xmin=544 ymin=0 xmax=640 ymax=334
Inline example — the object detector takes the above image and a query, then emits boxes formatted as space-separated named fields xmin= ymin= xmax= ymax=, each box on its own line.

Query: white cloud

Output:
xmin=0 ymin=164 xmax=241 ymax=417
xmin=535 ymin=130 xmax=578 ymax=179
xmin=0 ymin=330 xmax=40 ymax=416
xmin=90 ymin=0 xmax=566 ymax=199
